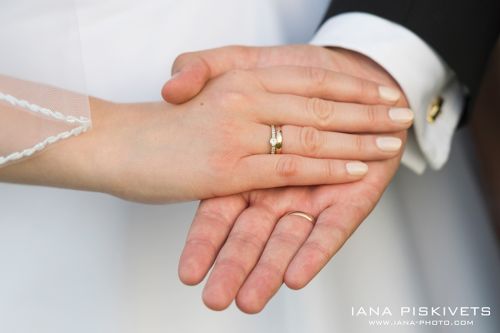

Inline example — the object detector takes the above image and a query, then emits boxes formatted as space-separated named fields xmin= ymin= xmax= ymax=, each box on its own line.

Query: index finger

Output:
xmin=178 ymin=195 xmax=247 ymax=285
xmin=252 ymin=66 xmax=402 ymax=106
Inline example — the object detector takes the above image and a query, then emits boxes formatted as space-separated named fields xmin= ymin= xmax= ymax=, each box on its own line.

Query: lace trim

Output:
xmin=0 ymin=125 xmax=90 ymax=165
xmin=0 ymin=91 xmax=91 ymax=166
xmin=0 ymin=91 xmax=91 ymax=125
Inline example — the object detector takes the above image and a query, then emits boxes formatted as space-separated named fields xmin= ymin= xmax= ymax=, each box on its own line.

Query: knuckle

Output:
xmin=330 ymin=222 xmax=350 ymax=245
xmin=325 ymin=160 xmax=339 ymax=179
xmin=348 ymin=194 xmax=375 ymax=218
xmin=227 ymin=230 xmax=265 ymax=253
xmin=256 ymin=260 xmax=282 ymax=277
xmin=224 ymin=89 xmax=247 ymax=103
xmin=217 ymin=90 xmax=249 ymax=110
xmin=307 ymin=97 xmax=335 ymax=128
xmin=216 ymin=256 xmax=247 ymax=277
xmin=353 ymin=134 xmax=365 ymax=153
xmin=365 ymin=104 xmax=378 ymax=124
xmin=219 ymin=69 xmax=260 ymax=91
xmin=300 ymin=126 xmax=323 ymax=155
xmin=347 ymin=78 xmax=369 ymax=102
xmin=358 ymin=180 xmax=384 ymax=205
xmin=302 ymin=223 xmax=350 ymax=263
xmin=359 ymin=78 xmax=372 ymax=97
xmin=185 ymin=237 xmax=218 ymax=254
xmin=196 ymin=206 xmax=231 ymax=228
xmin=306 ymin=67 xmax=328 ymax=87
xmin=302 ymin=239 xmax=331 ymax=263
xmin=271 ymin=231 xmax=302 ymax=248
xmin=275 ymin=156 xmax=300 ymax=178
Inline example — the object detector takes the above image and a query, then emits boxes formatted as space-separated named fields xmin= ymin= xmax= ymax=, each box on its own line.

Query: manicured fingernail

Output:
xmin=376 ymin=137 xmax=402 ymax=152
xmin=379 ymin=86 xmax=401 ymax=102
xmin=346 ymin=162 xmax=368 ymax=176
xmin=389 ymin=108 xmax=414 ymax=123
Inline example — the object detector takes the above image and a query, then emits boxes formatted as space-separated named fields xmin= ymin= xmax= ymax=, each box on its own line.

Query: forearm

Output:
xmin=0 ymin=96 xmax=187 ymax=203
xmin=1 ymin=61 xmax=412 ymax=203
xmin=0 ymin=98 xmax=118 ymax=193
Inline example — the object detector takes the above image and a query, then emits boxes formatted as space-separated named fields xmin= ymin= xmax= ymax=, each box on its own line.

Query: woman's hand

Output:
xmin=108 ymin=66 xmax=411 ymax=202
xmin=0 ymin=66 xmax=412 ymax=203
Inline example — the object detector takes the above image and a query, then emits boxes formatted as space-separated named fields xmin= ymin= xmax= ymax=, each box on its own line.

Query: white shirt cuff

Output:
xmin=310 ymin=12 xmax=465 ymax=173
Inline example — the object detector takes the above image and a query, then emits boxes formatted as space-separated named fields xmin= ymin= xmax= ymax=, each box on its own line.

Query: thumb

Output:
xmin=161 ymin=46 xmax=259 ymax=104
xmin=162 ymin=56 xmax=211 ymax=104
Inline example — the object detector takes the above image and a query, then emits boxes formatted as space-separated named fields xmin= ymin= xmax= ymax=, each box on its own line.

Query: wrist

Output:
xmin=0 ymin=97 xmax=120 ymax=193
xmin=91 ymin=100 xmax=182 ymax=202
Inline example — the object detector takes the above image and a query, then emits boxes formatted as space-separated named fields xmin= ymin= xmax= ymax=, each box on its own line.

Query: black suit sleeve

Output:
xmin=323 ymin=0 xmax=500 ymax=98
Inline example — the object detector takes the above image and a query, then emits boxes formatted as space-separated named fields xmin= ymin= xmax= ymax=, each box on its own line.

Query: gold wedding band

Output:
xmin=286 ymin=211 xmax=316 ymax=224
xmin=269 ymin=125 xmax=283 ymax=154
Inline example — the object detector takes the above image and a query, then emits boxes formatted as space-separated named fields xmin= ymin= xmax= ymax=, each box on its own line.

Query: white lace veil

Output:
xmin=0 ymin=0 xmax=91 ymax=167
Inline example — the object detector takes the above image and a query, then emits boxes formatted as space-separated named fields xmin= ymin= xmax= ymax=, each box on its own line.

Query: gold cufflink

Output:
xmin=427 ymin=96 xmax=443 ymax=123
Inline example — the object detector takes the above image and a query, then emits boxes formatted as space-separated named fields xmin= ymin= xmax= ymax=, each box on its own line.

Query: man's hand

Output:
xmin=165 ymin=45 xmax=409 ymax=313
xmin=180 ymin=146 xmax=404 ymax=313
xmin=162 ymin=45 xmax=399 ymax=105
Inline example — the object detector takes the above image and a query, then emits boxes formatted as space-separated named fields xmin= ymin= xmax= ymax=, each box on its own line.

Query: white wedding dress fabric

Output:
xmin=0 ymin=0 xmax=90 ymax=166
xmin=1 ymin=1 xmax=499 ymax=332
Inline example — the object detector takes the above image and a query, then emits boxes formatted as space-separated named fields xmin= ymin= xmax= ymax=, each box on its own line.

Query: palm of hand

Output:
xmin=180 ymin=147 xmax=404 ymax=313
